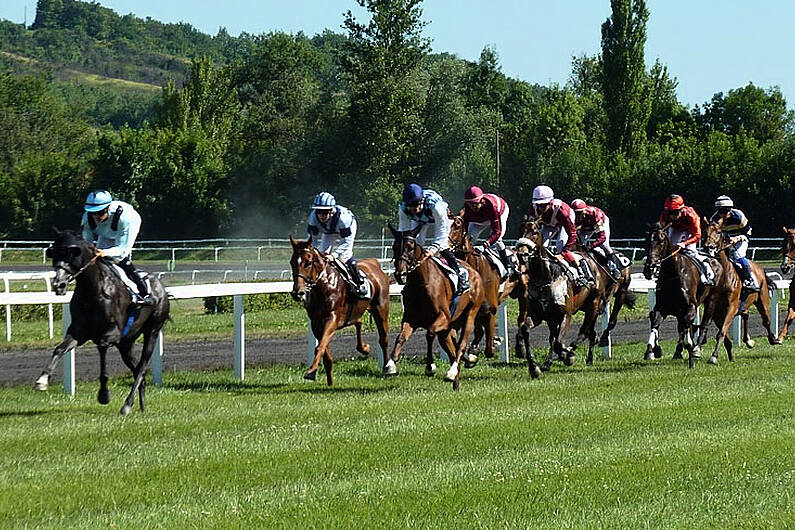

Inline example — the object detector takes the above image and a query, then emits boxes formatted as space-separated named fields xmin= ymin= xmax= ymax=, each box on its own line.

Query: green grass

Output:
xmin=0 ymin=339 xmax=792 ymax=528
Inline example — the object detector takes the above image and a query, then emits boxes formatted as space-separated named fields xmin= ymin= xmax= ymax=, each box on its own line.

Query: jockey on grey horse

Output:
xmin=81 ymin=190 xmax=153 ymax=305
xmin=307 ymin=192 xmax=369 ymax=298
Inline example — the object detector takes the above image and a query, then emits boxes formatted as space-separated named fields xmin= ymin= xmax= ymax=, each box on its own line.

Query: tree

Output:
xmin=601 ymin=0 xmax=650 ymax=157
xmin=340 ymin=0 xmax=431 ymax=225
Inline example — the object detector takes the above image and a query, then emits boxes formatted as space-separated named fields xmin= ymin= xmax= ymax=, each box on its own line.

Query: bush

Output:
xmin=203 ymin=293 xmax=294 ymax=314
xmin=0 ymin=304 xmax=63 ymax=322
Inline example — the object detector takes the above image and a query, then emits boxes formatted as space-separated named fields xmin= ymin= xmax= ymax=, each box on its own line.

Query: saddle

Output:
xmin=431 ymin=256 xmax=469 ymax=294
xmin=330 ymin=258 xmax=373 ymax=299
xmin=681 ymin=251 xmax=718 ymax=286
xmin=481 ymin=247 xmax=509 ymax=280
xmin=109 ymin=263 xmax=151 ymax=304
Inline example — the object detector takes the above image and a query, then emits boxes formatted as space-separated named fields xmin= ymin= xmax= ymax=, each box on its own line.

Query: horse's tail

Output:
xmin=765 ymin=272 xmax=779 ymax=294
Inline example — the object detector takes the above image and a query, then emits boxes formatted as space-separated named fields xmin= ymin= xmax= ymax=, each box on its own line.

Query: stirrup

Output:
xmin=136 ymin=294 xmax=155 ymax=306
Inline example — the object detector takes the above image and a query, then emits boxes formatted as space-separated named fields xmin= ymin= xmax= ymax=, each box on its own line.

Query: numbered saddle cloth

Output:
xmin=331 ymin=257 xmax=373 ymax=299
xmin=481 ymin=247 xmax=508 ymax=280
xmin=431 ymin=256 xmax=469 ymax=294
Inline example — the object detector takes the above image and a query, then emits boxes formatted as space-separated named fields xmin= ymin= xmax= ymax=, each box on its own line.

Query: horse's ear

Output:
xmin=410 ymin=224 xmax=423 ymax=237
xmin=387 ymin=222 xmax=398 ymax=238
xmin=289 ymin=234 xmax=297 ymax=247
xmin=783 ymin=226 xmax=789 ymax=235
xmin=51 ymin=225 xmax=61 ymax=236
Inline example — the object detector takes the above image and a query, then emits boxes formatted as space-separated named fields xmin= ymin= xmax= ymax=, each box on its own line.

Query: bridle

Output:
xmin=293 ymin=246 xmax=326 ymax=289
xmin=52 ymin=247 xmax=100 ymax=284
xmin=394 ymin=233 xmax=425 ymax=278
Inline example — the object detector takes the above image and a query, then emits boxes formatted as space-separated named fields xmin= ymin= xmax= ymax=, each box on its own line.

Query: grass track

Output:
xmin=0 ymin=339 xmax=793 ymax=528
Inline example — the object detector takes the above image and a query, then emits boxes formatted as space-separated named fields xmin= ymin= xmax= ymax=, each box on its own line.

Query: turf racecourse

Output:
xmin=0 ymin=340 xmax=792 ymax=529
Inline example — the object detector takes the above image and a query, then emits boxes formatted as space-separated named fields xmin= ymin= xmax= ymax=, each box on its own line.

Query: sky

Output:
xmin=1 ymin=0 xmax=794 ymax=109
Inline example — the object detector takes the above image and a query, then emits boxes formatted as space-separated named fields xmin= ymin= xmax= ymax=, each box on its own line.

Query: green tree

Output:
xmin=600 ymin=0 xmax=650 ymax=157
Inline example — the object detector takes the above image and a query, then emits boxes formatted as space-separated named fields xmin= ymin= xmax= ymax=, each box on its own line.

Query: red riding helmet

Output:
xmin=464 ymin=185 xmax=484 ymax=202
xmin=664 ymin=194 xmax=684 ymax=211
xmin=571 ymin=198 xmax=587 ymax=211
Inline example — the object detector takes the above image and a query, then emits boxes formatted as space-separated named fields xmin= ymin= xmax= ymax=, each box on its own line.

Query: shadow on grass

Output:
xmin=164 ymin=380 xmax=289 ymax=394
xmin=0 ymin=408 xmax=58 ymax=419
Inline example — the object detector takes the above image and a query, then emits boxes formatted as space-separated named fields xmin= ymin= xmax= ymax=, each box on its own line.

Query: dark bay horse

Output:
xmin=289 ymin=235 xmax=390 ymax=386
xmin=778 ymin=227 xmax=795 ymax=341
xmin=34 ymin=228 xmax=170 ymax=414
xmin=701 ymin=218 xmax=780 ymax=362
xmin=384 ymin=225 xmax=484 ymax=390
xmin=516 ymin=219 xmax=609 ymax=371
xmin=643 ymin=222 xmax=721 ymax=368
xmin=448 ymin=216 xmax=521 ymax=359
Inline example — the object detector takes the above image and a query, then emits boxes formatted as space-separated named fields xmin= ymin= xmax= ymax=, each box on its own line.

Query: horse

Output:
xmin=384 ymin=224 xmax=484 ymax=390
xmin=643 ymin=222 xmax=722 ymax=368
xmin=778 ymin=227 xmax=795 ymax=341
xmin=700 ymin=218 xmax=781 ymax=361
xmin=515 ymin=218 xmax=610 ymax=371
xmin=34 ymin=228 xmax=170 ymax=414
xmin=289 ymin=235 xmax=390 ymax=386
xmin=448 ymin=215 xmax=521 ymax=359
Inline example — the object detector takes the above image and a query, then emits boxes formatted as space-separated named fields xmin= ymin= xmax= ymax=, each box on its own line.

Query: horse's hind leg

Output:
xmin=644 ymin=310 xmax=664 ymax=361
xmin=34 ymin=333 xmax=82 ymax=391
xmin=306 ymin=317 xmax=337 ymax=381
xmin=121 ymin=331 xmax=156 ymax=415
xmin=370 ymin=298 xmax=390 ymax=366
xmin=708 ymin=305 xmax=734 ymax=365
xmin=384 ymin=321 xmax=415 ymax=375
xmin=322 ymin=349 xmax=334 ymax=387
xmin=754 ymin=289 xmax=781 ymax=345
xmin=777 ymin=303 xmax=795 ymax=342
xmin=425 ymin=331 xmax=437 ymax=376
xmin=354 ymin=321 xmax=370 ymax=359
xmin=740 ymin=312 xmax=754 ymax=349
xmin=97 ymin=345 xmax=111 ymax=405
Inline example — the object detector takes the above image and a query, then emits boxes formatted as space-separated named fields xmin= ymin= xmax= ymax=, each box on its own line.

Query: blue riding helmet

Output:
xmin=84 ymin=190 xmax=112 ymax=212
xmin=312 ymin=192 xmax=336 ymax=210
xmin=402 ymin=183 xmax=423 ymax=204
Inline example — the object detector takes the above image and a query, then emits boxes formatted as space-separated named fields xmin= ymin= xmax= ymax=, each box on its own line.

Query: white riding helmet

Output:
xmin=714 ymin=195 xmax=733 ymax=209
xmin=532 ymin=185 xmax=554 ymax=205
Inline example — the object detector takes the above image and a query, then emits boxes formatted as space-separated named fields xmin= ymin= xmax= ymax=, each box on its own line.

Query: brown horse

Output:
xmin=701 ymin=218 xmax=780 ymax=361
xmin=384 ymin=225 xmax=484 ymax=390
xmin=289 ymin=235 xmax=390 ymax=386
xmin=643 ymin=222 xmax=722 ymax=368
xmin=516 ymin=219 xmax=609 ymax=370
xmin=778 ymin=227 xmax=795 ymax=341
xmin=448 ymin=216 xmax=521 ymax=359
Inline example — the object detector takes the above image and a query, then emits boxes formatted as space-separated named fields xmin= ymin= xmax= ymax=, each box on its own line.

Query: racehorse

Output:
xmin=516 ymin=219 xmax=609 ymax=370
xmin=34 ymin=228 xmax=170 ymax=414
xmin=289 ymin=235 xmax=390 ymax=386
xmin=701 ymin=218 xmax=780 ymax=362
xmin=384 ymin=224 xmax=484 ymax=390
xmin=448 ymin=216 xmax=521 ymax=359
xmin=778 ymin=227 xmax=795 ymax=341
xmin=643 ymin=222 xmax=721 ymax=368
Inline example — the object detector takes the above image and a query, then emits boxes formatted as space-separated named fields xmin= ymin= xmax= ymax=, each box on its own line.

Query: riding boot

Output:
xmin=606 ymin=253 xmax=621 ymax=280
xmin=442 ymin=249 xmax=468 ymax=296
xmin=119 ymin=258 xmax=154 ymax=305
xmin=740 ymin=259 xmax=759 ymax=291
xmin=346 ymin=258 xmax=370 ymax=299
xmin=578 ymin=260 xmax=593 ymax=287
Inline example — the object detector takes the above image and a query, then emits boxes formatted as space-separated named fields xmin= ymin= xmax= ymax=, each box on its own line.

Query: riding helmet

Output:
xmin=532 ymin=185 xmax=554 ymax=205
xmin=312 ymin=192 xmax=336 ymax=210
xmin=714 ymin=195 xmax=733 ymax=208
xmin=464 ymin=185 xmax=484 ymax=202
xmin=664 ymin=194 xmax=684 ymax=211
xmin=571 ymin=198 xmax=588 ymax=211
xmin=84 ymin=190 xmax=112 ymax=212
xmin=402 ymin=183 xmax=424 ymax=204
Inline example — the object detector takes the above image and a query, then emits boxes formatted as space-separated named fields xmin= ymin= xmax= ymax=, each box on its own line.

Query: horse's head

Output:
xmin=781 ymin=227 xmax=795 ymax=274
xmin=289 ymin=234 xmax=323 ymax=303
xmin=47 ymin=227 xmax=93 ymax=295
xmin=448 ymin=215 xmax=473 ymax=254
xmin=519 ymin=215 xmax=544 ymax=248
xmin=388 ymin=223 xmax=423 ymax=285
xmin=702 ymin=216 xmax=724 ymax=257
xmin=644 ymin=222 xmax=671 ymax=280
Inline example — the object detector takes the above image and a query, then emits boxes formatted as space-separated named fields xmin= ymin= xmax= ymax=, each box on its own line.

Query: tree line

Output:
xmin=1 ymin=0 xmax=794 ymax=240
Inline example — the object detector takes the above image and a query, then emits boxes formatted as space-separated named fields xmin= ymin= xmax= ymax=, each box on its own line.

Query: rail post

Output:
xmin=497 ymin=302 xmax=509 ymax=362
xmin=152 ymin=330 xmax=164 ymax=386
xmin=307 ymin=318 xmax=318 ymax=366
xmin=233 ymin=294 xmax=245 ymax=380
xmin=62 ymin=303 xmax=75 ymax=395
xmin=601 ymin=301 xmax=611 ymax=359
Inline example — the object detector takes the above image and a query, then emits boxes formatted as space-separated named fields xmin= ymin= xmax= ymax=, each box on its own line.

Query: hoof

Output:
xmin=303 ymin=369 xmax=317 ymax=381
xmin=97 ymin=389 xmax=111 ymax=405
xmin=585 ymin=357 xmax=593 ymax=367
xmin=383 ymin=359 xmax=397 ymax=376
xmin=563 ymin=354 xmax=576 ymax=367
xmin=120 ymin=404 xmax=133 ymax=415
xmin=464 ymin=353 xmax=478 ymax=368
xmin=744 ymin=339 xmax=755 ymax=349
xmin=529 ymin=365 xmax=542 ymax=379
xmin=452 ymin=379 xmax=460 ymax=391
xmin=708 ymin=355 xmax=718 ymax=365
xmin=493 ymin=336 xmax=503 ymax=347
xmin=672 ymin=351 xmax=683 ymax=360
xmin=769 ymin=336 xmax=783 ymax=345
xmin=540 ymin=362 xmax=551 ymax=372
xmin=643 ymin=349 xmax=654 ymax=361
xmin=33 ymin=374 xmax=49 ymax=391
xmin=598 ymin=334 xmax=609 ymax=347
xmin=444 ymin=363 xmax=458 ymax=382
xmin=653 ymin=345 xmax=663 ymax=359
xmin=692 ymin=344 xmax=701 ymax=354
xmin=425 ymin=363 xmax=436 ymax=377
xmin=484 ymin=350 xmax=494 ymax=359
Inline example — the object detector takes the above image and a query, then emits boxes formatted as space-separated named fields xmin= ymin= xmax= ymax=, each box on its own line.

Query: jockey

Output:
xmin=461 ymin=185 xmax=515 ymax=275
xmin=398 ymin=183 xmax=469 ymax=295
xmin=307 ymin=192 xmax=368 ymax=298
xmin=571 ymin=198 xmax=621 ymax=280
xmin=710 ymin=195 xmax=757 ymax=291
xmin=81 ymin=190 xmax=153 ymax=305
xmin=659 ymin=194 xmax=715 ymax=285
xmin=530 ymin=185 xmax=592 ymax=286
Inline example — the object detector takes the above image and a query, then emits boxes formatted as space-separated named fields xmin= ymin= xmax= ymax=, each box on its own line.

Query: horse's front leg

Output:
xmin=541 ymin=320 xmax=561 ymax=371
xmin=708 ymin=304 xmax=735 ymax=366
xmin=644 ymin=309 xmax=664 ymax=360
xmin=305 ymin=317 xmax=337 ymax=382
xmin=558 ymin=313 xmax=576 ymax=366
xmin=97 ymin=345 xmax=111 ymax=405
xmin=121 ymin=328 xmax=159 ymax=414
xmin=777 ymin=302 xmax=795 ymax=342
xmin=678 ymin=310 xmax=699 ymax=369
xmin=34 ymin=332 xmax=82 ymax=391
xmin=384 ymin=321 xmax=415 ymax=375
xmin=425 ymin=331 xmax=436 ymax=376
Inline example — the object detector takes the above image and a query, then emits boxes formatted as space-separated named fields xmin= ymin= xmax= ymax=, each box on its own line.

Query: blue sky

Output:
xmin=1 ymin=1 xmax=793 ymax=109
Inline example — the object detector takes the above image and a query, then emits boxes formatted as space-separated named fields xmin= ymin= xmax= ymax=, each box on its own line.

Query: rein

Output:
xmin=57 ymin=252 xmax=101 ymax=283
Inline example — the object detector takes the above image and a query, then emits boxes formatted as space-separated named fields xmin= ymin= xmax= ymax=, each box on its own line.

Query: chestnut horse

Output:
xmin=701 ymin=218 xmax=780 ymax=362
xmin=778 ymin=227 xmax=795 ymax=341
xmin=448 ymin=216 xmax=521 ymax=359
xmin=289 ymin=235 xmax=390 ymax=386
xmin=643 ymin=222 xmax=722 ymax=368
xmin=384 ymin=225 xmax=484 ymax=390
xmin=516 ymin=219 xmax=609 ymax=371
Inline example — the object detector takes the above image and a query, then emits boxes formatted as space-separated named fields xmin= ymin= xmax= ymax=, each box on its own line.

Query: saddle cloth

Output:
xmin=682 ymin=251 xmax=718 ymax=284
xmin=331 ymin=258 xmax=373 ymax=299
xmin=431 ymin=256 xmax=469 ymax=293
xmin=109 ymin=263 xmax=146 ymax=302
xmin=481 ymin=247 xmax=509 ymax=280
